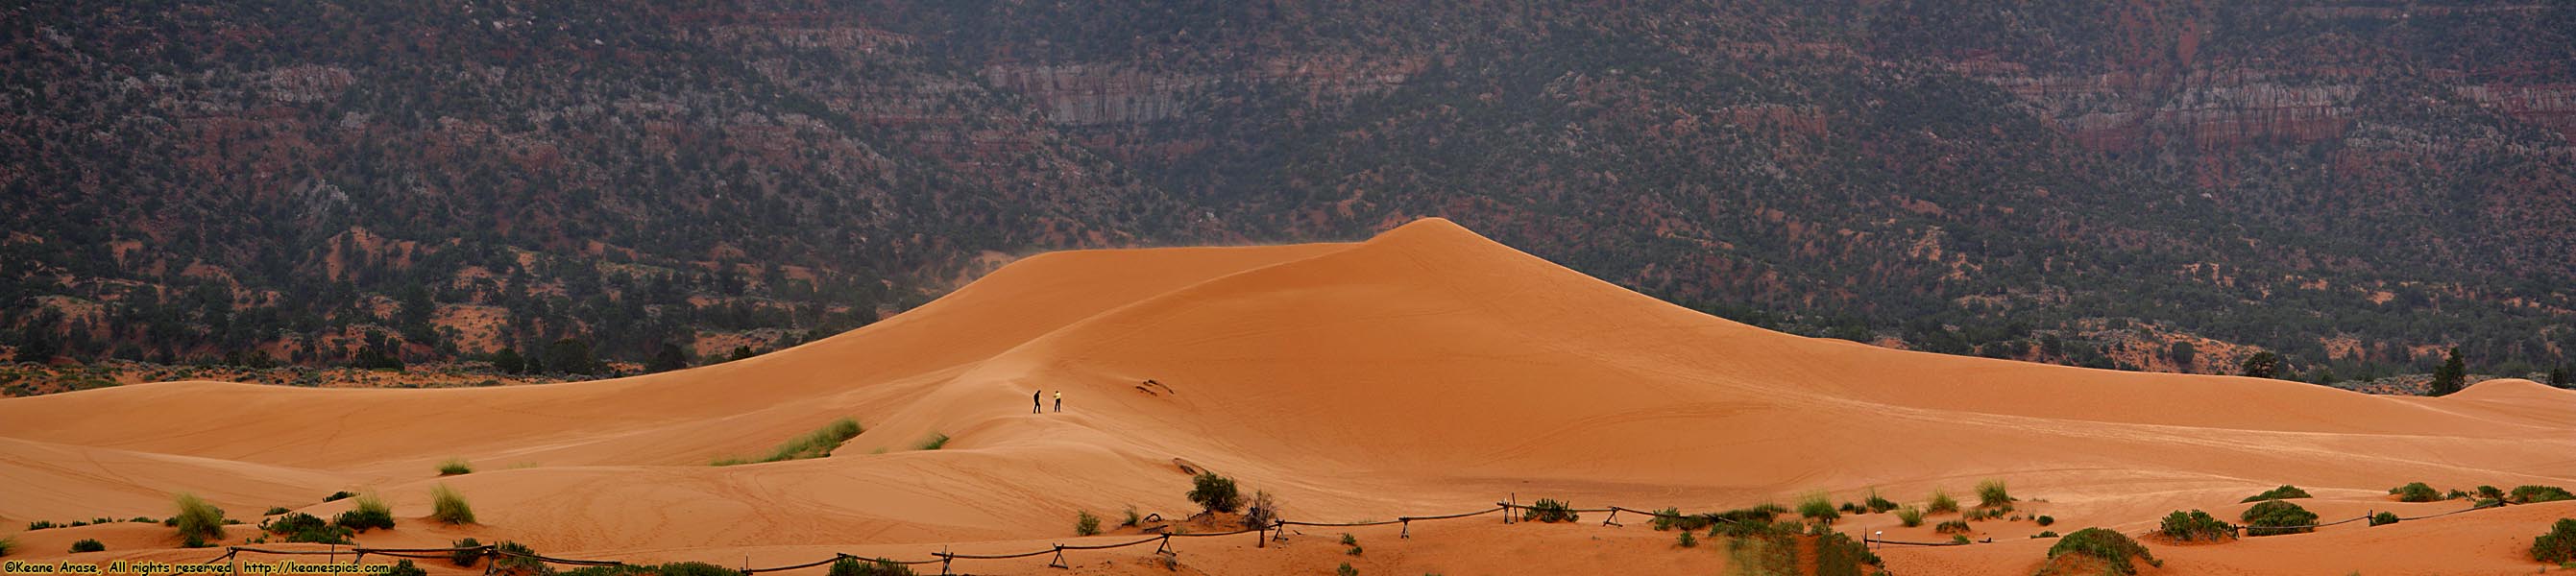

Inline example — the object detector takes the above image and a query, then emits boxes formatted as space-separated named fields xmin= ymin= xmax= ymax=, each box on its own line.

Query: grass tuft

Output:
xmin=1863 ymin=489 xmax=1899 ymax=514
xmin=1074 ymin=510 xmax=1100 ymax=536
xmin=1975 ymin=479 xmax=2013 ymax=508
xmin=174 ymin=492 xmax=228 ymax=545
xmin=438 ymin=458 xmax=474 ymax=476
xmin=914 ymin=432 xmax=949 ymax=451
xmin=1927 ymin=489 xmax=1959 ymax=514
xmin=1896 ymin=506 xmax=1925 ymax=527
xmin=1796 ymin=492 xmax=1839 ymax=523
xmin=716 ymin=418 xmax=864 ymax=466
xmin=333 ymin=493 xmax=396 ymax=531
xmin=69 ymin=539 xmax=106 ymax=553
xmin=431 ymin=484 xmax=475 ymax=525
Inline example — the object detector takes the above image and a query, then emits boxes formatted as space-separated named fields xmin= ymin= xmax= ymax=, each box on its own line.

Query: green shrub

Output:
xmin=2032 ymin=531 xmax=2059 ymax=539
xmin=826 ymin=557 xmax=915 ymax=576
xmin=1950 ymin=535 xmax=1972 ymax=545
xmin=1075 ymin=510 xmax=1101 ymax=536
xmin=1340 ymin=533 xmax=1357 ymax=546
xmin=1838 ymin=501 xmax=1864 ymax=515
xmin=437 ymin=458 xmax=474 ymax=476
xmin=129 ymin=516 xmax=154 ymax=523
xmin=1976 ymin=479 xmax=2013 ymax=508
xmin=1709 ymin=503 xmax=1785 ymax=525
xmin=2241 ymin=500 xmax=2318 ymax=537
xmin=1814 ymin=529 xmax=1883 ymax=576
xmin=714 ymin=418 xmax=865 ymax=466
xmin=2479 ymin=486 xmax=2507 ymax=500
xmin=323 ymin=491 xmax=356 ymax=502
xmin=2510 ymin=486 xmax=2575 ymax=504
xmin=334 ymin=493 xmax=396 ymax=531
xmin=2389 ymin=482 xmax=2441 ymax=502
xmin=263 ymin=507 xmax=292 ymax=516
xmin=262 ymin=513 xmax=352 ymax=544
xmin=1797 ymin=492 xmax=1839 ymax=523
xmin=1934 ymin=519 xmax=1972 ymax=534
xmin=1346 ymin=544 xmax=1363 ymax=556
xmin=2447 ymin=489 xmax=2472 ymax=500
xmin=1928 ymin=490 xmax=1960 ymax=514
xmin=652 ymin=563 xmax=741 ymax=576
xmin=1120 ymin=506 xmax=1140 ymax=527
xmin=384 ymin=560 xmax=425 ymax=576
xmin=2476 ymin=497 xmax=2505 ymax=509
xmin=69 ymin=539 xmax=105 ymax=553
xmin=1713 ymin=520 xmax=1799 ymax=573
xmin=1335 ymin=563 xmax=1357 ymax=576
xmin=1896 ymin=506 xmax=1925 ymax=527
xmin=2369 ymin=512 xmax=2399 ymax=526
xmin=1648 ymin=507 xmax=1711 ymax=532
xmin=1863 ymin=490 xmax=1899 ymax=514
xmin=2240 ymin=485 xmax=2310 ymax=503
xmin=2157 ymin=510 xmax=2233 ymax=541
xmin=431 ymin=484 xmax=475 ymax=524
xmin=2537 ymin=518 xmax=2576 ymax=564
xmin=2041 ymin=528 xmax=2158 ymax=575
xmin=450 ymin=538 xmax=483 ymax=566
xmin=26 ymin=521 xmax=55 ymax=530
xmin=2035 ymin=515 xmax=2055 ymax=526
xmin=1676 ymin=530 xmax=1697 ymax=548
xmin=914 ymin=432 xmax=948 ymax=451
xmin=1524 ymin=498 xmax=1578 ymax=523
xmin=1187 ymin=472 xmax=1241 ymax=514
xmin=174 ymin=492 xmax=228 ymax=543
xmin=0 ymin=536 xmax=13 ymax=557
xmin=491 ymin=541 xmax=545 ymax=574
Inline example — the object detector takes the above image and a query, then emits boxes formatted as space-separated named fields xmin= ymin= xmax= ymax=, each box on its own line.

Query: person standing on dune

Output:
xmin=1054 ymin=390 xmax=1063 ymax=413
xmin=1033 ymin=390 xmax=1042 ymax=414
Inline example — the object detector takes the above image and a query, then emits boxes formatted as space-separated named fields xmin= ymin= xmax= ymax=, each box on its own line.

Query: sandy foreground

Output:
xmin=3 ymin=218 xmax=2572 ymax=575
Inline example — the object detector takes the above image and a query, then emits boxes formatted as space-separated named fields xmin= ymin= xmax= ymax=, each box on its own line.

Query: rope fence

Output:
xmin=195 ymin=495 xmax=2516 ymax=573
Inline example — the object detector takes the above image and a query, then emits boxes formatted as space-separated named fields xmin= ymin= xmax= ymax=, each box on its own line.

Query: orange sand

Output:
xmin=4 ymin=219 xmax=2572 ymax=574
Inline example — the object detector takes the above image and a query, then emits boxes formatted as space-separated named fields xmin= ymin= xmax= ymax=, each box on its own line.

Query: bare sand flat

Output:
xmin=4 ymin=219 xmax=2572 ymax=574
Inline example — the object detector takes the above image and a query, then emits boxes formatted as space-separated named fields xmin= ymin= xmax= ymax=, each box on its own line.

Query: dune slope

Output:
xmin=2 ymin=219 xmax=2570 ymax=573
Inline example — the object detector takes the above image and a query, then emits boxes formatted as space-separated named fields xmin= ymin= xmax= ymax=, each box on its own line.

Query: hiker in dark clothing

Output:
xmin=1033 ymin=390 xmax=1042 ymax=414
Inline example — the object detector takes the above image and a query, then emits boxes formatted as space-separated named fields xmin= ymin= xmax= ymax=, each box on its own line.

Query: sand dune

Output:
xmin=4 ymin=219 xmax=2571 ymax=573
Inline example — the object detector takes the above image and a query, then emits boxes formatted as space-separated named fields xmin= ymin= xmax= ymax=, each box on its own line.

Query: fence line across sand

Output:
xmin=195 ymin=497 xmax=2514 ymax=574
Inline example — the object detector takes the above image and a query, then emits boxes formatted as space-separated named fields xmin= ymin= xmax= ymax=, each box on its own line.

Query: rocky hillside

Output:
xmin=3 ymin=1 xmax=2570 ymax=386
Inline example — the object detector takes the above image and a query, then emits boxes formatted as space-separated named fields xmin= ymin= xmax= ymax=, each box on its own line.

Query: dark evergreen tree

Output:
xmin=646 ymin=343 xmax=689 ymax=373
xmin=2550 ymin=365 xmax=2570 ymax=389
xmin=544 ymin=338 xmax=597 ymax=375
xmin=491 ymin=348 xmax=525 ymax=374
xmin=2428 ymin=348 xmax=2467 ymax=396
xmin=2168 ymin=341 xmax=2197 ymax=371
xmin=2240 ymin=351 xmax=2281 ymax=379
